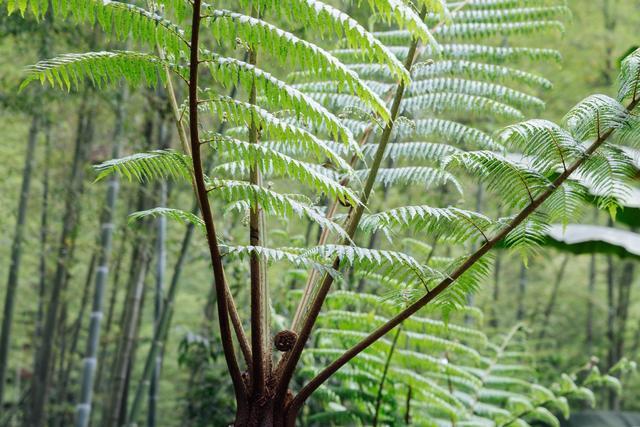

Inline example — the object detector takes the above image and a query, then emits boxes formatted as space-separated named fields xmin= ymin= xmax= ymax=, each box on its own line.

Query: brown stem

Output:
xmin=286 ymin=96 xmax=640 ymax=420
xmin=187 ymin=0 xmax=246 ymax=407
xmin=372 ymin=326 xmax=402 ymax=427
xmin=247 ymin=21 xmax=269 ymax=400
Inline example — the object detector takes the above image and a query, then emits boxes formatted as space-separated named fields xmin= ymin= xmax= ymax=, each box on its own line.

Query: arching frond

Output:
xmin=355 ymin=166 xmax=463 ymax=193
xmin=375 ymin=21 xmax=563 ymax=44
xmin=205 ymin=135 xmax=355 ymax=202
xmin=198 ymin=96 xmax=350 ymax=170
xmin=619 ymin=47 xmax=640 ymax=102
xmin=49 ymin=0 xmax=186 ymax=58
xmin=20 ymin=51 xmax=167 ymax=91
xmin=237 ymin=0 xmax=410 ymax=83
xmin=363 ymin=141 xmax=462 ymax=162
xmin=202 ymin=10 xmax=391 ymax=122
xmin=208 ymin=179 xmax=350 ymax=238
xmin=401 ymin=92 xmax=525 ymax=120
xmin=412 ymin=60 xmax=553 ymax=89
xmin=442 ymin=5 xmax=571 ymax=23
xmin=412 ymin=118 xmax=502 ymax=150
xmin=201 ymin=54 xmax=355 ymax=147
xmin=128 ymin=207 xmax=204 ymax=230
xmin=360 ymin=206 xmax=493 ymax=244
xmin=303 ymin=245 xmax=442 ymax=286
xmin=405 ymin=78 xmax=545 ymax=111
xmin=94 ymin=150 xmax=192 ymax=183
xmin=445 ymin=151 xmax=549 ymax=207
xmin=563 ymin=94 xmax=629 ymax=140
xmin=220 ymin=245 xmax=336 ymax=276
xmin=499 ymin=119 xmax=584 ymax=172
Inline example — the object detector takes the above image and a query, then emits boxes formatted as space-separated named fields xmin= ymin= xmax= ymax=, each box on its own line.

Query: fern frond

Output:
xmin=363 ymin=141 xmax=462 ymax=162
xmin=563 ymin=94 xmax=629 ymax=140
xmin=304 ymin=245 xmax=441 ymax=286
xmin=48 ymin=0 xmax=186 ymax=58
xmin=220 ymin=245 xmax=336 ymax=276
xmin=202 ymin=10 xmax=391 ymax=122
xmin=499 ymin=119 xmax=584 ymax=172
xmin=375 ymin=20 xmax=562 ymax=44
xmin=576 ymin=145 xmax=636 ymax=215
xmin=205 ymin=135 xmax=355 ymax=203
xmin=361 ymin=206 xmax=493 ymax=244
xmin=208 ymin=179 xmax=350 ymax=238
xmin=412 ymin=60 xmax=552 ymax=89
xmin=406 ymin=78 xmax=545 ymax=110
xmin=237 ymin=0 xmax=410 ymax=83
xmin=355 ymin=166 xmax=463 ymax=193
xmin=412 ymin=118 xmax=502 ymax=150
xmin=443 ymin=5 xmax=571 ymax=23
xmin=445 ymin=151 xmax=549 ymax=207
xmin=94 ymin=150 xmax=191 ymax=182
xmin=201 ymin=54 xmax=356 ymax=147
xmin=198 ymin=96 xmax=350 ymax=170
xmin=618 ymin=47 xmax=640 ymax=102
xmin=401 ymin=92 xmax=525 ymax=120
xmin=20 ymin=51 xmax=167 ymax=91
xmin=128 ymin=207 xmax=204 ymax=230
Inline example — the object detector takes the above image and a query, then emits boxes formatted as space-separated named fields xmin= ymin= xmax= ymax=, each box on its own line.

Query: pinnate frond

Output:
xmin=94 ymin=150 xmax=191 ymax=183
xmin=360 ymin=206 xmax=493 ymax=244
xmin=20 ymin=51 xmax=167 ymax=92
xmin=128 ymin=207 xmax=204 ymax=230
xmin=618 ymin=47 xmax=640 ymax=102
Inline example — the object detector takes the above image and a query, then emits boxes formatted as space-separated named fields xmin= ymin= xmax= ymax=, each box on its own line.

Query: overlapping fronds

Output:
xmin=300 ymin=292 xmax=593 ymax=427
xmin=202 ymin=10 xmax=391 ymax=122
xmin=7 ymin=0 xmax=188 ymax=58
xmin=563 ymin=94 xmax=629 ymax=141
xmin=198 ymin=96 xmax=351 ymax=170
xmin=412 ymin=60 xmax=553 ymax=89
xmin=355 ymin=166 xmax=462 ymax=192
xmin=205 ymin=135 xmax=355 ymax=203
xmin=237 ymin=0 xmax=413 ymax=83
xmin=208 ymin=179 xmax=349 ymax=238
xmin=201 ymin=55 xmax=356 ymax=146
xmin=445 ymin=151 xmax=549 ymax=207
xmin=361 ymin=206 xmax=493 ymax=244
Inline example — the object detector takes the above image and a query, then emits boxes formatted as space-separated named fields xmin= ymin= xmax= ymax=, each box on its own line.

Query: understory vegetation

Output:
xmin=1 ymin=0 xmax=640 ymax=426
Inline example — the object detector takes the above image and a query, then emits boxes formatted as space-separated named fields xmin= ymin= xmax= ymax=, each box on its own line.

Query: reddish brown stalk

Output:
xmin=284 ymin=97 xmax=640 ymax=423
xmin=188 ymin=0 xmax=246 ymax=407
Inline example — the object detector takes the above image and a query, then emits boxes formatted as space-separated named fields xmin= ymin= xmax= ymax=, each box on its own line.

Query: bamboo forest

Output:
xmin=2 ymin=0 xmax=640 ymax=426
